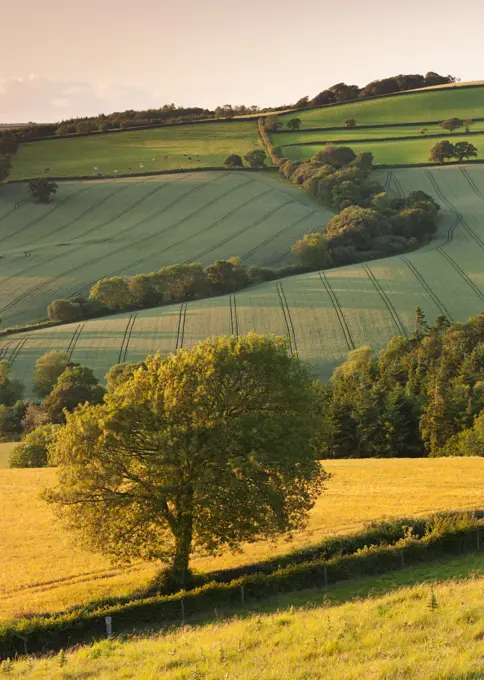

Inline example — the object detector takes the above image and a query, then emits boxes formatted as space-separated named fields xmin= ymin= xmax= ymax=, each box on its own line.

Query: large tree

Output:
xmin=32 ymin=351 xmax=70 ymax=398
xmin=453 ymin=141 xmax=478 ymax=162
xmin=43 ymin=365 xmax=105 ymax=423
xmin=244 ymin=149 xmax=266 ymax=168
xmin=429 ymin=140 xmax=456 ymax=163
xmin=440 ymin=118 xmax=464 ymax=133
xmin=45 ymin=335 xmax=327 ymax=587
xmin=29 ymin=178 xmax=58 ymax=204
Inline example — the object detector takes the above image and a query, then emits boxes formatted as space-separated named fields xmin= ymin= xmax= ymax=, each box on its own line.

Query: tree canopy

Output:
xmin=45 ymin=334 xmax=327 ymax=587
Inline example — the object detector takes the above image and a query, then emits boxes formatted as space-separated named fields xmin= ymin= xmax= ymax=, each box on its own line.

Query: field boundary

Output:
xmin=280 ymin=128 xmax=484 ymax=147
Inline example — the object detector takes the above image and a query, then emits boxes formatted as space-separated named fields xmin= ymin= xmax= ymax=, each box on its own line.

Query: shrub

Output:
xmin=244 ymin=149 xmax=266 ymax=168
xmin=8 ymin=424 xmax=60 ymax=468
xmin=224 ymin=154 xmax=243 ymax=169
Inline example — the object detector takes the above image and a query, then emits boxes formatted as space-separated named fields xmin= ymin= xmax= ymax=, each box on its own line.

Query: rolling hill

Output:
xmin=2 ymin=164 xmax=483 ymax=393
xmin=0 ymin=172 xmax=331 ymax=330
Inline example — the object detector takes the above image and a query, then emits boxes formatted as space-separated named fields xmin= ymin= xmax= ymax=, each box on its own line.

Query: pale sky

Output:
xmin=1 ymin=0 xmax=482 ymax=123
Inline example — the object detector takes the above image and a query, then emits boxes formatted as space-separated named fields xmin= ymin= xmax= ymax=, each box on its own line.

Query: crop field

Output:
xmin=278 ymin=85 xmax=484 ymax=128
xmin=0 ymin=443 xmax=15 ymax=468
xmin=3 ymin=165 xmax=484 ymax=390
xmin=1 ymin=457 xmax=482 ymax=620
xmin=8 ymin=121 xmax=261 ymax=181
xmin=0 ymin=172 xmax=331 ymax=329
xmin=7 ymin=556 xmax=484 ymax=679
xmin=279 ymin=133 xmax=484 ymax=165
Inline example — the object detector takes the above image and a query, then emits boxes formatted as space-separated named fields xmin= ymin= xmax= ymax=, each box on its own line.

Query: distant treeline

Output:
xmin=295 ymin=71 xmax=455 ymax=109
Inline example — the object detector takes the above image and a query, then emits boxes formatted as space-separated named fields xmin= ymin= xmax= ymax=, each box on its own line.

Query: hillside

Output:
xmin=5 ymin=555 xmax=484 ymax=678
xmin=2 ymin=165 xmax=483 ymax=391
xmin=1 ymin=458 xmax=482 ymax=620
xmin=279 ymin=85 xmax=484 ymax=127
xmin=7 ymin=121 xmax=262 ymax=181
xmin=0 ymin=172 xmax=331 ymax=330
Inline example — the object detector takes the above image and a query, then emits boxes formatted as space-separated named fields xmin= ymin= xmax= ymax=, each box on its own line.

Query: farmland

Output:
xmin=3 ymin=165 xmax=484 ymax=391
xmin=8 ymin=121 xmax=262 ymax=181
xmin=0 ymin=443 xmax=15 ymax=468
xmin=278 ymin=84 xmax=484 ymax=128
xmin=5 ymin=555 xmax=484 ymax=678
xmin=1 ymin=457 xmax=482 ymax=620
xmin=0 ymin=172 xmax=331 ymax=329
xmin=279 ymin=134 xmax=484 ymax=165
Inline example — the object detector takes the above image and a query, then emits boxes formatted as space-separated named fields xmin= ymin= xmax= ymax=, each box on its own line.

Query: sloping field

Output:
xmin=8 ymin=120 xmax=261 ymax=180
xmin=8 ymin=558 xmax=484 ymax=679
xmin=273 ymin=121 xmax=484 ymax=145
xmin=0 ymin=172 xmax=332 ymax=329
xmin=278 ymin=85 xmax=484 ymax=128
xmin=0 ymin=443 xmax=15 ymax=468
xmin=1 ymin=458 xmax=482 ymax=619
xmin=3 ymin=165 xmax=484 ymax=390
xmin=280 ymin=134 xmax=484 ymax=165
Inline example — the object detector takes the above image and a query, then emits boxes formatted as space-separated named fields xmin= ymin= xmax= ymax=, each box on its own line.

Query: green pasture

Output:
xmin=8 ymin=121 xmax=262 ymax=181
xmin=0 ymin=172 xmax=332 ymax=329
xmin=273 ymin=121 xmax=484 ymax=146
xmin=280 ymin=133 xmax=484 ymax=165
xmin=279 ymin=85 xmax=484 ymax=128
xmin=3 ymin=165 xmax=484 ymax=394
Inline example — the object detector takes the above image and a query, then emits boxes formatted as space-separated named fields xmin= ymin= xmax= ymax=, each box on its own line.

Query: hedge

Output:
xmin=275 ymin=117 xmax=484 ymax=135
xmin=0 ymin=513 xmax=482 ymax=659
xmin=281 ymin=128 xmax=484 ymax=147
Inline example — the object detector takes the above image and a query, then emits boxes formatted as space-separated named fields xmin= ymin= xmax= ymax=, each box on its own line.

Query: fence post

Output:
xmin=400 ymin=551 xmax=405 ymax=568
xmin=240 ymin=585 xmax=245 ymax=607
xmin=105 ymin=616 xmax=112 ymax=639
xmin=324 ymin=566 xmax=328 ymax=587
xmin=477 ymin=530 xmax=481 ymax=552
xmin=181 ymin=599 xmax=185 ymax=623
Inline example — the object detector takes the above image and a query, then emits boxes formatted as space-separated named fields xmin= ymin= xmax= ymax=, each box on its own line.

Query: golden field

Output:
xmin=1 ymin=458 xmax=483 ymax=621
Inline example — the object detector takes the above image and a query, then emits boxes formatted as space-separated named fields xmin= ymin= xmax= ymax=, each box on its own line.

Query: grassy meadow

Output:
xmin=0 ymin=171 xmax=331 ymax=330
xmin=8 ymin=121 xmax=261 ymax=181
xmin=280 ymin=134 xmax=484 ymax=165
xmin=4 ymin=165 xmax=484 ymax=390
xmin=1 ymin=457 xmax=483 ymax=620
xmin=5 ymin=554 xmax=484 ymax=678
xmin=279 ymin=84 xmax=484 ymax=128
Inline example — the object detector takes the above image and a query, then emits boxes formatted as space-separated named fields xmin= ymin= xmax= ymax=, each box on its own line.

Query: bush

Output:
xmin=224 ymin=154 xmax=243 ymax=169
xmin=8 ymin=424 xmax=60 ymax=468
xmin=47 ymin=299 xmax=86 ymax=323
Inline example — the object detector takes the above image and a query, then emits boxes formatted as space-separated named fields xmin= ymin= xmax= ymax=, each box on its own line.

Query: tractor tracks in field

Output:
xmin=401 ymin=256 xmax=453 ymax=320
xmin=241 ymin=209 xmax=317 ymax=264
xmin=318 ymin=272 xmax=355 ymax=351
xmin=275 ymin=281 xmax=298 ymax=356
xmin=175 ymin=303 xmax=188 ymax=351
xmin=0 ymin=174 xmax=232 ymax=318
xmin=229 ymin=295 xmax=239 ymax=336
xmin=361 ymin=264 xmax=408 ymax=338
xmin=184 ymin=194 xmax=292 ymax=264
xmin=66 ymin=323 xmax=85 ymax=360
xmin=118 ymin=314 xmax=138 ymax=363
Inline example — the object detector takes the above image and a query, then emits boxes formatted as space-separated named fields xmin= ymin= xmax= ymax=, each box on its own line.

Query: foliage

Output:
xmin=0 ymin=154 xmax=12 ymax=183
xmin=42 ymin=365 xmax=105 ymax=424
xmin=105 ymin=362 xmax=146 ymax=392
xmin=0 ymin=362 xmax=24 ymax=406
xmin=32 ymin=351 xmax=70 ymax=398
xmin=312 ymin=145 xmax=357 ymax=169
xmin=286 ymin=118 xmax=301 ymax=131
xmin=454 ymin=141 xmax=478 ymax=162
xmin=244 ymin=149 xmax=266 ymax=168
xmin=440 ymin=117 xmax=464 ymax=132
xmin=28 ymin=178 xmax=58 ymax=204
xmin=45 ymin=335 xmax=327 ymax=587
xmin=318 ymin=312 xmax=484 ymax=458
xmin=8 ymin=424 xmax=60 ymax=468
xmin=223 ymin=154 xmax=243 ymax=168
xmin=291 ymin=233 xmax=332 ymax=269
xmin=0 ymin=401 xmax=28 ymax=441
xmin=344 ymin=118 xmax=356 ymax=128
xmin=429 ymin=139 xmax=478 ymax=163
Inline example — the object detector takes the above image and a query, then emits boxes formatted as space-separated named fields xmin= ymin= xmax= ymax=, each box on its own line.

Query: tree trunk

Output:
xmin=170 ymin=515 xmax=193 ymax=589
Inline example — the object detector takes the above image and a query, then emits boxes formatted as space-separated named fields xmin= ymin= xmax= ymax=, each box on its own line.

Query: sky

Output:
xmin=1 ymin=0 xmax=483 ymax=123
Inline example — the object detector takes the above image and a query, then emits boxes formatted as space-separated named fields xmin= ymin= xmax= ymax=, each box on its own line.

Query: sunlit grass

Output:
xmin=0 ymin=442 xmax=15 ymax=468
xmin=1 ymin=458 xmax=482 ymax=620
xmin=6 ymin=553 xmax=484 ymax=679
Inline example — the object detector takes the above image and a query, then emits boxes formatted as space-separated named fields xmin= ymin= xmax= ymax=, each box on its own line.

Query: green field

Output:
xmin=273 ymin=121 xmax=484 ymax=146
xmin=280 ymin=134 xmax=484 ymax=165
xmin=0 ymin=172 xmax=332 ymax=329
xmin=3 ymin=165 xmax=484 ymax=392
xmin=6 ymin=555 xmax=484 ymax=678
xmin=8 ymin=121 xmax=262 ymax=180
xmin=279 ymin=85 xmax=484 ymax=128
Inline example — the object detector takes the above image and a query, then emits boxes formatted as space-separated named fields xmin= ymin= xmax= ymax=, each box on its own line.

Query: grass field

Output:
xmin=3 ymin=165 xmax=484 ymax=390
xmin=273 ymin=121 xmax=484 ymax=145
xmin=1 ymin=457 xmax=482 ymax=620
xmin=8 ymin=121 xmax=261 ymax=180
xmin=0 ymin=172 xmax=332 ymax=329
xmin=279 ymin=85 xmax=484 ymax=128
xmin=6 ymin=555 xmax=484 ymax=678
xmin=0 ymin=442 xmax=15 ymax=468
xmin=280 ymin=134 xmax=484 ymax=165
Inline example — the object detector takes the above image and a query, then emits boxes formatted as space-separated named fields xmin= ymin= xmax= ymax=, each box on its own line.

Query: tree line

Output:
xmin=295 ymin=72 xmax=455 ymax=109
